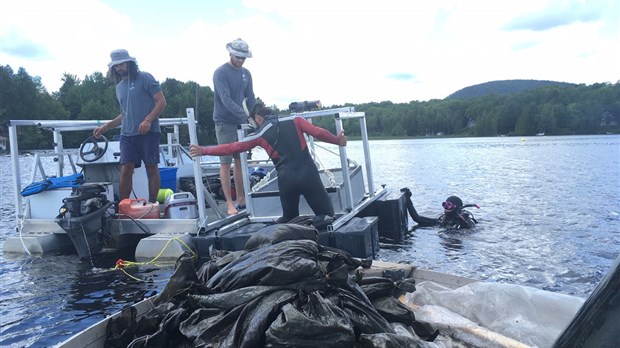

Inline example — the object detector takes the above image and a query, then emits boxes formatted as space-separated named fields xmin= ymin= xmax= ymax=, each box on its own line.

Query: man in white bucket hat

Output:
xmin=212 ymin=38 xmax=256 ymax=215
xmin=94 ymin=49 xmax=167 ymax=203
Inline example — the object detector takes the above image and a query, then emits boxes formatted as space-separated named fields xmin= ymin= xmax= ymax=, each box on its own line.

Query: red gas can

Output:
xmin=118 ymin=199 xmax=160 ymax=219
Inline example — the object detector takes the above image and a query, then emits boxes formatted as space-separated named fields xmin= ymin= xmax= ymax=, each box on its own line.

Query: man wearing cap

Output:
xmin=94 ymin=49 xmax=167 ymax=203
xmin=212 ymin=38 xmax=256 ymax=215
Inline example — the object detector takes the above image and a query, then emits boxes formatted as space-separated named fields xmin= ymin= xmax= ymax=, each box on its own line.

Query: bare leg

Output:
xmin=145 ymin=164 xmax=160 ymax=203
xmin=119 ymin=163 xmax=135 ymax=200
xmin=233 ymin=158 xmax=245 ymax=206
xmin=220 ymin=163 xmax=237 ymax=215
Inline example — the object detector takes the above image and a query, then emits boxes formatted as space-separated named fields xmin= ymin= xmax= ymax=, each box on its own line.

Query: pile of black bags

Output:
xmin=106 ymin=222 xmax=439 ymax=347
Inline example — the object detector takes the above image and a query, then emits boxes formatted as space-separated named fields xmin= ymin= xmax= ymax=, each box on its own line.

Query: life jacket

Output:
xmin=20 ymin=173 xmax=84 ymax=197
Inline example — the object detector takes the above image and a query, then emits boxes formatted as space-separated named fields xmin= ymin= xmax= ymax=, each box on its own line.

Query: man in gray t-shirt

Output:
xmin=212 ymin=38 xmax=256 ymax=215
xmin=94 ymin=49 xmax=167 ymax=203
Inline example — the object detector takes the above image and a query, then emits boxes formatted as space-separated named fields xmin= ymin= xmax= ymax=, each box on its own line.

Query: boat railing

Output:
xmin=227 ymin=106 xmax=386 ymax=232
xmin=28 ymin=150 xmax=80 ymax=184
xmin=7 ymin=117 xmax=203 ymax=224
xmin=159 ymin=142 xmax=192 ymax=167
xmin=9 ymin=108 xmax=386 ymax=234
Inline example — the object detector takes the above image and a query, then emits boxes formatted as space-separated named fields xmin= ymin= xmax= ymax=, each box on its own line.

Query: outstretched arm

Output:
xmin=295 ymin=117 xmax=347 ymax=146
xmin=189 ymin=138 xmax=259 ymax=158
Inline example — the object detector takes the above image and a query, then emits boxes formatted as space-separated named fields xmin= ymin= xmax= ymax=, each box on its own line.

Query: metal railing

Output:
xmin=233 ymin=107 xmax=386 ymax=232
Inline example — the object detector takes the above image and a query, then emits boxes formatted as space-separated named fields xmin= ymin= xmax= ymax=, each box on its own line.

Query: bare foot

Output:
xmin=226 ymin=204 xmax=238 ymax=215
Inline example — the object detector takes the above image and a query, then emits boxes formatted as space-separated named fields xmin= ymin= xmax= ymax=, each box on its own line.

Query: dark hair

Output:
xmin=251 ymin=103 xmax=272 ymax=119
xmin=108 ymin=61 xmax=139 ymax=83
xmin=251 ymin=102 xmax=279 ymax=158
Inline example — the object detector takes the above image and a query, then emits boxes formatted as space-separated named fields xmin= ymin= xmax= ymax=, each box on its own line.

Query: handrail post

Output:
xmin=334 ymin=113 xmax=354 ymax=211
xmin=53 ymin=130 xmax=64 ymax=177
xmin=9 ymin=125 xmax=22 ymax=222
xmin=186 ymin=108 xmax=208 ymax=227
xmin=359 ymin=114 xmax=375 ymax=196
xmin=237 ymin=125 xmax=253 ymax=215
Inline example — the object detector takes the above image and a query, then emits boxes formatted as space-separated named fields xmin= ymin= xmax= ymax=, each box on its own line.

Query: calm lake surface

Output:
xmin=1 ymin=135 xmax=619 ymax=347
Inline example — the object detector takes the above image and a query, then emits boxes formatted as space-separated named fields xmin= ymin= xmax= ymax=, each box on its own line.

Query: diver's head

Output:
xmin=442 ymin=195 xmax=463 ymax=214
xmin=250 ymin=103 xmax=273 ymax=127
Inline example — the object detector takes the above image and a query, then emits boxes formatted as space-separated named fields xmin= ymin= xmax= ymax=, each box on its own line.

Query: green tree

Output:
xmin=2 ymin=65 xmax=618 ymax=152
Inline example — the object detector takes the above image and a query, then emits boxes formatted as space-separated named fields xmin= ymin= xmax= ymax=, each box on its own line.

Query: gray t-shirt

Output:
xmin=116 ymin=71 xmax=162 ymax=136
xmin=212 ymin=63 xmax=256 ymax=124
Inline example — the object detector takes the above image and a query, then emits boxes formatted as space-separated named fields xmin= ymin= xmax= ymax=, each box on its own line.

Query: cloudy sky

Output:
xmin=1 ymin=0 xmax=618 ymax=109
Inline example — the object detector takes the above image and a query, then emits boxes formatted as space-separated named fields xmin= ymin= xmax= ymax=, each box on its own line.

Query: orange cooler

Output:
xmin=118 ymin=199 xmax=160 ymax=219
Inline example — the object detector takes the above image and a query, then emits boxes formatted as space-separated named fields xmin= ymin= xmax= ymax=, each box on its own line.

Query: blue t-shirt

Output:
xmin=116 ymin=71 xmax=162 ymax=136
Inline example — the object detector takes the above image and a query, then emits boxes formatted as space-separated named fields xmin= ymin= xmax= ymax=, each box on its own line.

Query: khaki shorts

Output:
xmin=215 ymin=122 xmax=241 ymax=164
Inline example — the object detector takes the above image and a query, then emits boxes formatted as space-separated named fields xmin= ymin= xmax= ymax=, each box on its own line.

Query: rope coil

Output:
xmin=112 ymin=237 xmax=197 ymax=282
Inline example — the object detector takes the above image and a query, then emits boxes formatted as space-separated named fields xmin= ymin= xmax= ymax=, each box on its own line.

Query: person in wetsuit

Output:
xmin=189 ymin=103 xmax=347 ymax=224
xmin=401 ymin=189 xmax=479 ymax=230
xmin=437 ymin=195 xmax=479 ymax=229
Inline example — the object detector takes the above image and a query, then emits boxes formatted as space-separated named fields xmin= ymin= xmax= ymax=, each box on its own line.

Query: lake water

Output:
xmin=1 ymin=135 xmax=619 ymax=347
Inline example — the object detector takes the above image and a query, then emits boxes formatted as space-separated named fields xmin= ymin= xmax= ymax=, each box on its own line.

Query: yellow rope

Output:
xmin=112 ymin=237 xmax=198 ymax=281
xmin=117 ymin=267 xmax=145 ymax=282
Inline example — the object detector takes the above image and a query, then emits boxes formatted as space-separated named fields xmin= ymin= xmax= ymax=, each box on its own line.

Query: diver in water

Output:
xmin=401 ymin=189 xmax=479 ymax=230
xmin=437 ymin=195 xmax=479 ymax=230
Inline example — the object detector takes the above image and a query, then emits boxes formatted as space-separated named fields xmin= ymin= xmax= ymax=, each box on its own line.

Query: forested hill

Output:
xmin=1 ymin=64 xmax=618 ymax=151
xmin=447 ymin=80 xmax=576 ymax=100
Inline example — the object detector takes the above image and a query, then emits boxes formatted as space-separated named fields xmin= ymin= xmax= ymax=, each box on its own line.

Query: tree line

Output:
xmin=1 ymin=64 xmax=618 ymax=150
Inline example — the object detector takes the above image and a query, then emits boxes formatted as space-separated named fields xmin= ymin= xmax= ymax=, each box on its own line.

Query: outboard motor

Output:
xmin=59 ymin=184 xmax=109 ymax=218
xmin=56 ymin=183 xmax=113 ymax=259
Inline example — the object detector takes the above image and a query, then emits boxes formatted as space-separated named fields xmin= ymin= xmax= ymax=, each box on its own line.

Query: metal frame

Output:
xmin=7 ymin=117 xmax=209 ymax=225
xmin=232 ymin=106 xmax=386 ymax=232
xmin=8 ymin=106 xmax=386 ymax=238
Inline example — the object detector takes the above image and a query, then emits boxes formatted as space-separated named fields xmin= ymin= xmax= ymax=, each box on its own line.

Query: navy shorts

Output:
xmin=215 ymin=122 xmax=241 ymax=164
xmin=119 ymin=132 xmax=160 ymax=168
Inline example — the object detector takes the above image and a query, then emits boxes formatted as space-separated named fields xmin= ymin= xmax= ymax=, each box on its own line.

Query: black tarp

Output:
xmin=105 ymin=223 xmax=439 ymax=347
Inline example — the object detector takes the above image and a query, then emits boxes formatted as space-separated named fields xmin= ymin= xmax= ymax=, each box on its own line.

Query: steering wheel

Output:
xmin=79 ymin=135 xmax=108 ymax=162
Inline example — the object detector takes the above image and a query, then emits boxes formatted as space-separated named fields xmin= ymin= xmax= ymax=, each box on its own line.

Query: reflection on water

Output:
xmin=358 ymin=135 xmax=620 ymax=298
xmin=438 ymin=232 xmax=465 ymax=253
xmin=0 ymin=135 xmax=619 ymax=347
xmin=0 ymin=254 xmax=174 ymax=347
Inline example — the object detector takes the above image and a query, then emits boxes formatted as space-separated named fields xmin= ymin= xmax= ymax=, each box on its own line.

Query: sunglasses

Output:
xmin=234 ymin=55 xmax=246 ymax=60
xmin=442 ymin=201 xmax=457 ymax=210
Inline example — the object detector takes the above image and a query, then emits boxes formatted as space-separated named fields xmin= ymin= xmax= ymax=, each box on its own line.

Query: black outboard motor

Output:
xmin=59 ymin=184 xmax=109 ymax=218
xmin=56 ymin=183 xmax=113 ymax=259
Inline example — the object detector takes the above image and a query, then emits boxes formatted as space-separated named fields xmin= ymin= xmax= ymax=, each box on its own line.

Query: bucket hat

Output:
xmin=226 ymin=38 xmax=252 ymax=58
xmin=108 ymin=49 xmax=137 ymax=68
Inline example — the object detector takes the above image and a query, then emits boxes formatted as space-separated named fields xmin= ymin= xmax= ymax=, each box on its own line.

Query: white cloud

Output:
xmin=1 ymin=0 xmax=132 ymax=88
xmin=2 ymin=0 xmax=618 ymax=109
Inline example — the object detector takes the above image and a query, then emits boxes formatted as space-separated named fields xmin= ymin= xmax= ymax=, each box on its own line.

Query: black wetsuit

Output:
xmin=437 ymin=209 xmax=477 ymax=229
xmin=201 ymin=115 xmax=341 ymax=221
